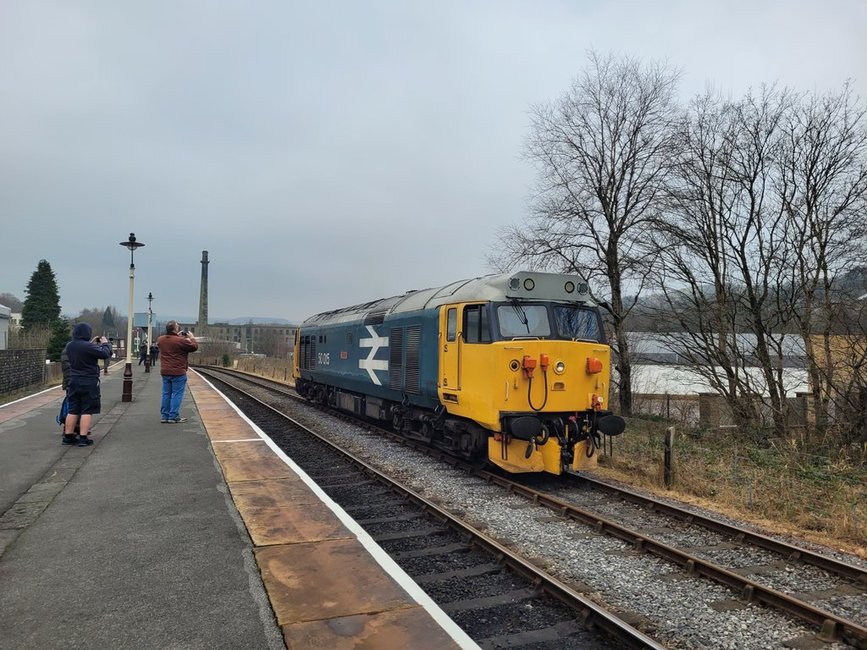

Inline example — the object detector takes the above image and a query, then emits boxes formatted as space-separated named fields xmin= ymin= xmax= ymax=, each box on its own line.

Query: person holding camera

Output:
xmin=103 ymin=337 xmax=113 ymax=375
xmin=62 ymin=323 xmax=112 ymax=446
xmin=157 ymin=321 xmax=198 ymax=424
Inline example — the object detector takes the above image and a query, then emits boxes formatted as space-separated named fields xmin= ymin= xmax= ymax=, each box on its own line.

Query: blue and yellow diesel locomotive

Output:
xmin=292 ymin=272 xmax=624 ymax=475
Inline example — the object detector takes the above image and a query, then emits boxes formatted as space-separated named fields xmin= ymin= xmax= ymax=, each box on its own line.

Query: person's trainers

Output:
xmin=77 ymin=436 xmax=94 ymax=447
xmin=160 ymin=419 xmax=168 ymax=423
xmin=169 ymin=417 xmax=188 ymax=423
xmin=61 ymin=434 xmax=77 ymax=445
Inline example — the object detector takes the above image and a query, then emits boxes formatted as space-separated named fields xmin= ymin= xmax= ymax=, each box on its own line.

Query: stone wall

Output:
xmin=0 ymin=349 xmax=47 ymax=395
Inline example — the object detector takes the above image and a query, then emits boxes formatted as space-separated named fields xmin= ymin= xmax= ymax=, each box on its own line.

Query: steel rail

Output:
xmin=573 ymin=474 xmax=867 ymax=586
xmin=202 ymin=367 xmax=867 ymax=648
xmin=199 ymin=368 xmax=666 ymax=649
xmin=470 ymin=470 xmax=867 ymax=648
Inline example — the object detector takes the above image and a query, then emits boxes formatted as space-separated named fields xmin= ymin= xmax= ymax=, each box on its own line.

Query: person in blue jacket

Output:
xmin=62 ymin=323 xmax=112 ymax=447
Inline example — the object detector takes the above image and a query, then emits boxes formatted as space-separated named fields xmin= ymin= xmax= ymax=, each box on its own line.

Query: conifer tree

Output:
xmin=102 ymin=306 xmax=116 ymax=335
xmin=47 ymin=318 xmax=71 ymax=362
xmin=21 ymin=260 xmax=61 ymax=331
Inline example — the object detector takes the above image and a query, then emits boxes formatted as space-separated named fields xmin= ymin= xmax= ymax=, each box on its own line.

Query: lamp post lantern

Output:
xmin=120 ymin=233 xmax=144 ymax=401
xmin=145 ymin=292 xmax=154 ymax=373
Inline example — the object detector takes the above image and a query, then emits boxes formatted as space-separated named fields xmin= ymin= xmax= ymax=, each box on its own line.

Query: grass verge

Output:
xmin=597 ymin=416 xmax=867 ymax=560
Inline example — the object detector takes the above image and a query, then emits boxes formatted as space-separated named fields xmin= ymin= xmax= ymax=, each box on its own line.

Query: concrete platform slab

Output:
xmin=0 ymin=369 xmax=476 ymax=649
xmin=282 ymin=606 xmax=466 ymax=650
xmin=255 ymin=538 xmax=418 ymax=624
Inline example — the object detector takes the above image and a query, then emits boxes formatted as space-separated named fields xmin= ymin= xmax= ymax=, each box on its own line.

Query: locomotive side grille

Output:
xmin=306 ymin=335 xmax=314 ymax=370
xmin=389 ymin=327 xmax=404 ymax=390
xmin=310 ymin=339 xmax=316 ymax=369
xmin=405 ymin=325 xmax=421 ymax=394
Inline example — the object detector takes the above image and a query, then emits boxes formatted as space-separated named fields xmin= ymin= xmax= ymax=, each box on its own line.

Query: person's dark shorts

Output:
xmin=67 ymin=376 xmax=101 ymax=415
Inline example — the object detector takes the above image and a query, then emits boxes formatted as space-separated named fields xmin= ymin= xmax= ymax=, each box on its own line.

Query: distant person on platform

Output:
xmin=157 ymin=321 xmax=198 ymax=424
xmin=103 ymin=337 xmax=113 ymax=375
xmin=62 ymin=323 xmax=112 ymax=446
xmin=138 ymin=342 xmax=148 ymax=366
xmin=150 ymin=342 xmax=159 ymax=364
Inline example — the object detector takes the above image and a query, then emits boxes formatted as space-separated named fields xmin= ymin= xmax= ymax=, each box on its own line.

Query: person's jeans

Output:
xmin=161 ymin=374 xmax=188 ymax=420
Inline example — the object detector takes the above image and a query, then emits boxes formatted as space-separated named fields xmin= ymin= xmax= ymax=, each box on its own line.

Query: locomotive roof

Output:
xmin=302 ymin=271 xmax=593 ymax=326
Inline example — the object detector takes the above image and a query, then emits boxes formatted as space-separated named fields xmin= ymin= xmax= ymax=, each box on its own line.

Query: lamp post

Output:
xmin=120 ymin=233 xmax=144 ymax=402
xmin=145 ymin=292 xmax=154 ymax=373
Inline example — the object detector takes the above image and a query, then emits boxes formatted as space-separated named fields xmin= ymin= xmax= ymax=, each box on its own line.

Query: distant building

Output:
xmin=0 ymin=304 xmax=10 ymax=350
xmin=625 ymin=332 xmax=809 ymax=398
xmin=629 ymin=332 xmax=807 ymax=368
xmin=179 ymin=321 xmax=296 ymax=357
xmin=10 ymin=312 xmax=22 ymax=331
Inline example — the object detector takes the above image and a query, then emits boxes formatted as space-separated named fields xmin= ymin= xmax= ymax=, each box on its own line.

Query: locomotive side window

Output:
xmin=463 ymin=305 xmax=491 ymax=343
xmin=554 ymin=305 xmax=604 ymax=342
xmin=447 ymin=308 xmax=457 ymax=342
xmin=497 ymin=304 xmax=551 ymax=338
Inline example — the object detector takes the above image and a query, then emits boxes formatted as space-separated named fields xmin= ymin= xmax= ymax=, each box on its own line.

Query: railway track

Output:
xmin=198 ymin=367 xmax=867 ymax=649
xmin=200 ymin=368 xmax=661 ymax=649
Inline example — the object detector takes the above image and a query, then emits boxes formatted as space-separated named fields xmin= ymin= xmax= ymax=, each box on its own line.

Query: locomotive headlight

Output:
xmin=564 ymin=281 xmax=575 ymax=293
xmin=523 ymin=278 xmax=535 ymax=291
xmin=554 ymin=360 xmax=566 ymax=375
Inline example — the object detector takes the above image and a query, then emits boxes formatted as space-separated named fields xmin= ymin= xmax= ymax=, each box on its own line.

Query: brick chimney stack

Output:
xmin=198 ymin=251 xmax=209 ymax=335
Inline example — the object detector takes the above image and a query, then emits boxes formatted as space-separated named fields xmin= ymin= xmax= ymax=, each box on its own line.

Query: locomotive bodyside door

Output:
xmin=292 ymin=328 xmax=301 ymax=380
xmin=438 ymin=306 xmax=461 ymax=391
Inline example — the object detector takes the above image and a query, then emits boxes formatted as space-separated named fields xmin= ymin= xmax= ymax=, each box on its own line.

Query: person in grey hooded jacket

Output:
xmin=62 ymin=323 xmax=112 ymax=446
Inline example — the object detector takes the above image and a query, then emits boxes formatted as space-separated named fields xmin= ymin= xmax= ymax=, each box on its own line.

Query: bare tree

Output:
xmin=0 ymin=293 xmax=23 ymax=312
xmin=75 ymin=307 xmax=108 ymax=335
xmin=776 ymin=82 xmax=867 ymax=439
xmin=652 ymin=86 xmax=797 ymax=436
xmin=492 ymin=51 xmax=681 ymax=416
xmin=256 ymin=329 xmax=280 ymax=358
xmin=654 ymin=84 xmax=867 ymax=441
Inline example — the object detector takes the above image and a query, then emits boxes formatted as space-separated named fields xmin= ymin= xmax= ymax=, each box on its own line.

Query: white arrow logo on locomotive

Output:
xmin=359 ymin=325 xmax=389 ymax=385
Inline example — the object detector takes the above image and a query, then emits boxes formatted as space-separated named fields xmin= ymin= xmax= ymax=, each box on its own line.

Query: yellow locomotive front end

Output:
xmin=436 ymin=273 xmax=625 ymax=475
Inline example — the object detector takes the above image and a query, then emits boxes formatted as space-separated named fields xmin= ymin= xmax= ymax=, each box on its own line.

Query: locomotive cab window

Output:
xmin=463 ymin=304 xmax=491 ymax=343
xmin=554 ymin=305 xmax=604 ymax=342
xmin=447 ymin=308 xmax=457 ymax=342
xmin=497 ymin=303 xmax=551 ymax=339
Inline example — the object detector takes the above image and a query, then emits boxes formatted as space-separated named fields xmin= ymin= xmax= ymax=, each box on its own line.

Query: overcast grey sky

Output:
xmin=1 ymin=1 xmax=864 ymax=323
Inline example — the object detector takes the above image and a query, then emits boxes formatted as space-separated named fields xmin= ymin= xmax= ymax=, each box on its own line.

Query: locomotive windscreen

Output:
xmin=494 ymin=303 xmax=603 ymax=342
xmin=553 ymin=305 xmax=603 ymax=342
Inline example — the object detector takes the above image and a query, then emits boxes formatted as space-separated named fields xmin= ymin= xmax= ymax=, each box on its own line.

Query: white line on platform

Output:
xmin=0 ymin=384 xmax=62 ymax=408
xmin=194 ymin=371 xmax=480 ymax=650
xmin=212 ymin=438 xmax=264 ymax=443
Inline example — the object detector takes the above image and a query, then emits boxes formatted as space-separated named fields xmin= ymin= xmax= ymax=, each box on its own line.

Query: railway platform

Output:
xmin=0 ymin=364 xmax=476 ymax=649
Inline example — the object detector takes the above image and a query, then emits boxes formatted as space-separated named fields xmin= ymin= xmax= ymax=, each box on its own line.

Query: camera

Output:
xmin=180 ymin=330 xmax=189 ymax=336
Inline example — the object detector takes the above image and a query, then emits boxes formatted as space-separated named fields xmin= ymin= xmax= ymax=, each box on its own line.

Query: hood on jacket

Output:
xmin=72 ymin=323 xmax=93 ymax=340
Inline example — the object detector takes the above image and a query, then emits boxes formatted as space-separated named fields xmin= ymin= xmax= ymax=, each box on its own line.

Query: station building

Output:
xmin=0 ymin=304 xmax=10 ymax=350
